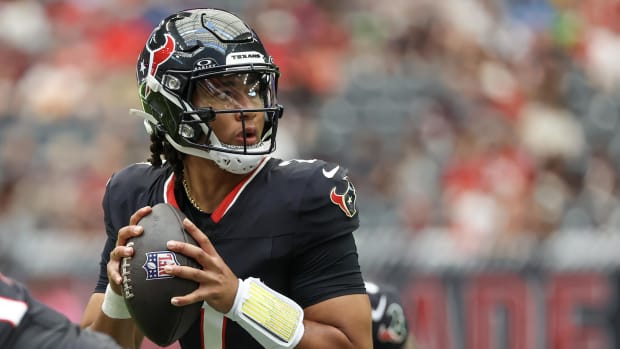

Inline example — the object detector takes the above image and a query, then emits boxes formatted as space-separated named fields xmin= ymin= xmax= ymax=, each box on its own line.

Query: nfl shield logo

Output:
xmin=143 ymin=251 xmax=180 ymax=280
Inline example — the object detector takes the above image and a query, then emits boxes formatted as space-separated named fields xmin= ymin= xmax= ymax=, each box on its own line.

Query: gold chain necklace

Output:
xmin=182 ymin=178 xmax=208 ymax=213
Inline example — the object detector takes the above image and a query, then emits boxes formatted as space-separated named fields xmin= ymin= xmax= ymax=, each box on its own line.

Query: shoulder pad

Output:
xmin=273 ymin=158 xmax=359 ymax=248
xmin=106 ymin=163 xmax=167 ymax=197
xmin=103 ymin=163 xmax=172 ymax=238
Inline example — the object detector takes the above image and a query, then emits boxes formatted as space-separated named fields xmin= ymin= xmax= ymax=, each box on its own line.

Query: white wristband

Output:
xmin=101 ymin=284 xmax=131 ymax=319
xmin=226 ymin=278 xmax=304 ymax=349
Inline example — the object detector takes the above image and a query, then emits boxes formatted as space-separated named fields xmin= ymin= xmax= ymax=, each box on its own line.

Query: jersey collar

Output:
xmin=163 ymin=157 xmax=270 ymax=223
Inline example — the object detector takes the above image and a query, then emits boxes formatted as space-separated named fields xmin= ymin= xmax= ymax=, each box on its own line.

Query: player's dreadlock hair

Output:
xmin=147 ymin=133 xmax=185 ymax=180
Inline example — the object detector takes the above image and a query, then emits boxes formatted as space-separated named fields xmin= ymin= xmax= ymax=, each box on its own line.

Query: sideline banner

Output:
xmin=357 ymin=230 xmax=620 ymax=349
xmin=403 ymin=272 xmax=616 ymax=349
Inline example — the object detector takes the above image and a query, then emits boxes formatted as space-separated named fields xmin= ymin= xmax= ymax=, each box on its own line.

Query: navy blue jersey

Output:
xmin=0 ymin=274 xmax=121 ymax=349
xmin=94 ymin=157 xmax=365 ymax=349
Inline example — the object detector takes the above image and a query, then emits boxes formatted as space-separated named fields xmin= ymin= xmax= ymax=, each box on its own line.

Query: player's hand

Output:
xmin=107 ymin=206 xmax=152 ymax=295
xmin=163 ymin=218 xmax=239 ymax=314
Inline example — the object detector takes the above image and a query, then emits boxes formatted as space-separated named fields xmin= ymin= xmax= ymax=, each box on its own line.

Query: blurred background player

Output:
xmin=0 ymin=272 xmax=121 ymax=349
xmin=366 ymin=281 xmax=415 ymax=349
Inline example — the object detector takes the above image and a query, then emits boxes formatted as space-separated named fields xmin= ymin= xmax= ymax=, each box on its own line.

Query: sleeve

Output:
xmin=290 ymin=164 xmax=365 ymax=308
xmin=0 ymin=275 xmax=28 ymax=348
xmin=94 ymin=236 xmax=116 ymax=294
xmin=294 ymin=164 xmax=360 ymax=248
xmin=0 ymin=274 xmax=122 ymax=349
xmin=291 ymin=233 xmax=365 ymax=308
xmin=94 ymin=173 xmax=121 ymax=294
xmin=93 ymin=164 xmax=161 ymax=293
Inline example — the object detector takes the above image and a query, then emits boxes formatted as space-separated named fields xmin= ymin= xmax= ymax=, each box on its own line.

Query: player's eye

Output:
xmin=247 ymin=80 xmax=262 ymax=98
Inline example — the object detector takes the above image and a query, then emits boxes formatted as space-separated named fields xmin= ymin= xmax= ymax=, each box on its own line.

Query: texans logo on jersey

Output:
xmin=330 ymin=177 xmax=357 ymax=218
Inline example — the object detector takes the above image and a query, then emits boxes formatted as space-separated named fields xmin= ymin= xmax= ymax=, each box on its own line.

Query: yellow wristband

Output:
xmin=226 ymin=278 xmax=304 ymax=349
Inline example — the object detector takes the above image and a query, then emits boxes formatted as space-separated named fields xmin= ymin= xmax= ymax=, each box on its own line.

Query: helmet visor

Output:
xmin=192 ymin=72 xmax=277 ymax=110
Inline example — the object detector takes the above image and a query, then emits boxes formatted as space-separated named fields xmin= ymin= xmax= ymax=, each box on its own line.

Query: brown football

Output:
xmin=121 ymin=203 xmax=201 ymax=346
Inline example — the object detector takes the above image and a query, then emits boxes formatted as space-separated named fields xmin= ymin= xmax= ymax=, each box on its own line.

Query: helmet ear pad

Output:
xmin=140 ymin=84 xmax=192 ymax=141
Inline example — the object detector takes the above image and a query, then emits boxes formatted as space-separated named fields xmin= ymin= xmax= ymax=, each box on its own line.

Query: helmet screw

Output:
xmin=179 ymin=124 xmax=195 ymax=138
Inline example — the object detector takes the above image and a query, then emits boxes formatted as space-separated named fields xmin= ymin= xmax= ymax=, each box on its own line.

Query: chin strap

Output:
xmin=129 ymin=109 xmax=159 ymax=135
xmin=226 ymin=278 xmax=305 ymax=349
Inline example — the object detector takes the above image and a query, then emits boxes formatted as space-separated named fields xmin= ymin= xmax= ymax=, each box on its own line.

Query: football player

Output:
xmin=366 ymin=281 xmax=416 ymax=349
xmin=80 ymin=8 xmax=372 ymax=349
xmin=0 ymin=273 xmax=121 ymax=349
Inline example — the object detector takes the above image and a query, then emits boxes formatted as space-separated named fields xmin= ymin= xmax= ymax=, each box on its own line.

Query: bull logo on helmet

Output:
xmin=148 ymin=33 xmax=176 ymax=77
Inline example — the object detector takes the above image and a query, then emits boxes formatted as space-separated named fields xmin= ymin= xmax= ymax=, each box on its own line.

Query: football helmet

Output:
xmin=134 ymin=8 xmax=283 ymax=174
xmin=366 ymin=281 xmax=410 ymax=349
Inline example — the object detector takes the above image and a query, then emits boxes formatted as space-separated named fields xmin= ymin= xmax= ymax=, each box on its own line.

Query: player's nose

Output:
xmin=234 ymin=108 xmax=258 ymax=122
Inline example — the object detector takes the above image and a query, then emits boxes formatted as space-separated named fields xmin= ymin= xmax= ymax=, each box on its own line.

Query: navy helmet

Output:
xmin=366 ymin=281 xmax=410 ymax=349
xmin=135 ymin=8 xmax=283 ymax=174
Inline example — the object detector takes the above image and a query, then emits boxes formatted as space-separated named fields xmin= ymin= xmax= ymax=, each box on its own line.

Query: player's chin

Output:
xmin=222 ymin=140 xmax=264 ymax=151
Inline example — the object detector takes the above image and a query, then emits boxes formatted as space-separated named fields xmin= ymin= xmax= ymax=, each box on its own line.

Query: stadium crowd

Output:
xmin=2 ymin=0 xmax=620 ymax=331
